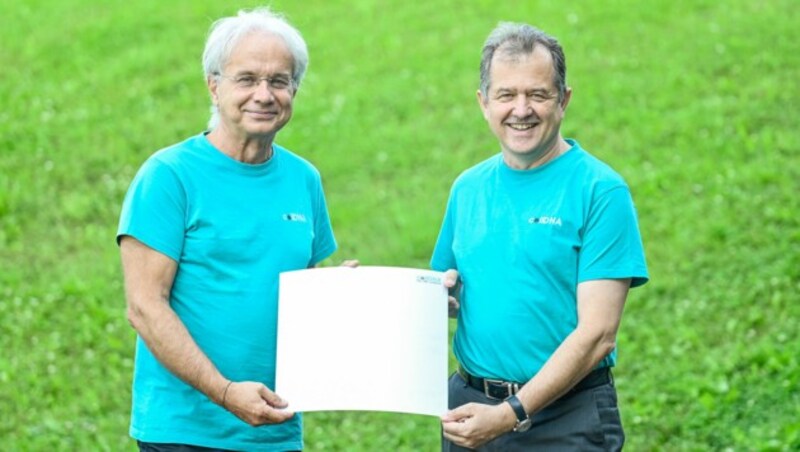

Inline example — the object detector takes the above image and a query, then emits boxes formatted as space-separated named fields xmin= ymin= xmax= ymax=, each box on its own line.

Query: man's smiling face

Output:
xmin=478 ymin=44 xmax=571 ymax=168
xmin=207 ymin=31 xmax=297 ymax=142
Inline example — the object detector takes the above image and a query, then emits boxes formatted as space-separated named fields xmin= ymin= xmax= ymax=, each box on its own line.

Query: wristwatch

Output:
xmin=505 ymin=394 xmax=532 ymax=432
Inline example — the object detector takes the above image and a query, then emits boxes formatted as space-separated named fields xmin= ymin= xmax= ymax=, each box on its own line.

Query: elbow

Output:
xmin=594 ymin=327 xmax=619 ymax=360
xmin=580 ymin=327 xmax=618 ymax=360
xmin=597 ymin=336 xmax=617 ymax=358
xmin=124 ymin=286 xmax=172 ymax=334
xmin=126 ymin=303 xmax=147 ymax=332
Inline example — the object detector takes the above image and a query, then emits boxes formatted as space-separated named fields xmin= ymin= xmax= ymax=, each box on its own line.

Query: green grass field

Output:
xmin=1 ymin=0 xmax=798 ymax=450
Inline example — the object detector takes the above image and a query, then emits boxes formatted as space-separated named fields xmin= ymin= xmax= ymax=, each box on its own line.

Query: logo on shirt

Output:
xmin=528 ymin=216 xmax=562 ymax=226
xmin=283 ymin=213 xmax=307 ymax=222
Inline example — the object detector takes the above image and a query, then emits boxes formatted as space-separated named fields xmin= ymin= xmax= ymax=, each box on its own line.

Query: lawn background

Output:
xmin=1 ymin=0 xmax=798 ymax=450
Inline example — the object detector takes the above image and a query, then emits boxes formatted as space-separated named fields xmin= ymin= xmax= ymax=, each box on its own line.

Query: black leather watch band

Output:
xmin=506 ymin=394 xmax=532 ymax=432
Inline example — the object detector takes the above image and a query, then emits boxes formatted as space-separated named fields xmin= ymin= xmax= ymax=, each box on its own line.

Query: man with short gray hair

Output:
xmin=433 ymin=22 xmax=648 ymax=450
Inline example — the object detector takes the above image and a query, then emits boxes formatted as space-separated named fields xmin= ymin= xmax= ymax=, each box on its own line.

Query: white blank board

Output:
xmin=275 ymin=266 xmax=448 ymax=417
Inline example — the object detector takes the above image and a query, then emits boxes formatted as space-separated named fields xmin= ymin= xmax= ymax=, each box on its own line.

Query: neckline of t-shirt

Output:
xmin=497 ymin=139 xmax=580 ymax=178
xmin=197 ymin=132 xmax=281 ymax=175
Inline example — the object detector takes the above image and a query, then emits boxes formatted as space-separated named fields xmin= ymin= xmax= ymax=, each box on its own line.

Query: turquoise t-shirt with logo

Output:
xmin=117 ymin=133 xmax=337 ymax=451
xmin=431 ymin=140 xmax=648 ymax=383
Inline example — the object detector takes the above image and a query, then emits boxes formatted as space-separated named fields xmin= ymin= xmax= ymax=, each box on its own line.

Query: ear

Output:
xmin=560 ymin=86 xmax=573 ymax=111
xmin=476 ymin=89 xmax=490 ymax=121
xmin=207 ymin=75 xmax=219 ymax=105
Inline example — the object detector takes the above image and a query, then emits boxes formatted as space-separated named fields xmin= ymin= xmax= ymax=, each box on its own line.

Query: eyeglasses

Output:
xmin=216 ymin=73 xmax=294 ymax=91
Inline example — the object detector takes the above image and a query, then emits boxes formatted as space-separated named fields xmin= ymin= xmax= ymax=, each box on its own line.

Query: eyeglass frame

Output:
xmin=213 ymin=72 xmax=297 ymax=92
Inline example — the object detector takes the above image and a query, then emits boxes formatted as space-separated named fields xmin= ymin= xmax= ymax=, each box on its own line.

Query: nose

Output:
xmin=252 ymin=80 xmax=275 ymax=102
xmin=512 ymin=95 xmax=531 ymax=116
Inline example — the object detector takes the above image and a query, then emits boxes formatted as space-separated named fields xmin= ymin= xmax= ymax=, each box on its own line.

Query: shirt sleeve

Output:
xmin=309 ymin=176 xmax=337 ymax=266
xmin=116 ymin=157 xmax=186 ymax=262
xmin=578 ymin=185 xmax=649 ymax=288
xmin=430 ymin=189 xmax=457 ymax=272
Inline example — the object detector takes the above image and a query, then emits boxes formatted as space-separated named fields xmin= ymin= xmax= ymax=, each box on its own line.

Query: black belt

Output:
xmin=457 ymin=366 xmax=612 ymax=401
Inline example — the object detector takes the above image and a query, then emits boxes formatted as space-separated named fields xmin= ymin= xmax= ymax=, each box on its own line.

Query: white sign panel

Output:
xmin=275 ymin=266 xmax=448 ymax=417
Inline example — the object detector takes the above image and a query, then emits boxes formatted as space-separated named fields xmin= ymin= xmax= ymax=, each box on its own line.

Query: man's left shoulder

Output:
xmin=572 ymin=147 xmax=629 ymax=187
xmin=275 ymin=144 xmax=322 ymax=177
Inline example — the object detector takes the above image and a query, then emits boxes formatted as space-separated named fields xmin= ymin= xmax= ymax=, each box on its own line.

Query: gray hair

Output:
xmin=479 ymin=22 xmax=567 ymax=101
xmin=202 ymin=7 xmax=309 ymax=129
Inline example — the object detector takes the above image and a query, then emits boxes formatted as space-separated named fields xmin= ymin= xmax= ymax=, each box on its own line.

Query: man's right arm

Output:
xmin=120 ymin=235 xmax=230 ymax=404
xmin=119 ymin=236 xmax=293 ymax=425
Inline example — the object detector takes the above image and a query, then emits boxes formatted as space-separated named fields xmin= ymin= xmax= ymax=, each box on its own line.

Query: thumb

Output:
xmin=443 ymin=269 xmax=460 ymax=288
xmin=441 ymin=403 xmax=474 ymax=422
xmin=259 ymin=386 xmax=288 ymax=409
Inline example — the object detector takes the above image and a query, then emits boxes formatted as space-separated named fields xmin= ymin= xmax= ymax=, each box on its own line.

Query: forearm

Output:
xmin=129 ymin=301 xmax=229 ymax=405
xmin=515 ymin=278 xmax=629 ymax=417
xmin=121 ymin=237 xmax=229 ymax=406
xmin=515 ymin=327 xmax=614 ymax=415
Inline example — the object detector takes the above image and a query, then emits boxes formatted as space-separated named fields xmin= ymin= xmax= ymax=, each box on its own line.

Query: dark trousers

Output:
xmin=137 ymin=441 xmax=300 ymax=452
xmin=137 ymin=442 xmax=237 ymax=452
xmin=137 ymin=442 xmax=243 ymax=452
xmin=442 ymin=372 xmax=625 ymax=451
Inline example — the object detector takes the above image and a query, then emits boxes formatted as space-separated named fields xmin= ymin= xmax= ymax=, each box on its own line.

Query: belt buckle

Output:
xmin=483 ymin=378 xmax=518 ymax=400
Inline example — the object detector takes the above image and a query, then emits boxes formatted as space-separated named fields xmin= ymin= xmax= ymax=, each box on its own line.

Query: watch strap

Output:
xmin=506 ymin=394 xmax=528 ymax=423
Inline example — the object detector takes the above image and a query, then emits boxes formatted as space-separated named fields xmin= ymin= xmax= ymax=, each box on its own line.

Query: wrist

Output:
xmin=500 ymin=399 xmax=518 ymax=432
xmin=505 ymin=394 xmax=532 ymax=432
xmin=219 ymin=380 xmax=233 ymax=407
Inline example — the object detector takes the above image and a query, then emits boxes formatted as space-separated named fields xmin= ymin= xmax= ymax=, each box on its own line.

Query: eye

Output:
xmin=496 ymin=92 xmax=513 ymax=101
xmin=235 ymin=75 xmax=257 ymax=87
xmin=530 ymin=91 xmax=552 ymax=102
xmin=269 ymin=77 xmax=291 ymax=89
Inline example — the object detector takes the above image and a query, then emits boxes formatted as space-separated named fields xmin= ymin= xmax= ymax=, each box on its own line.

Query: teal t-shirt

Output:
xmin=431 ymin=140 xmax=648 ymax=383
xmin=117 ymin=133 xmax=337 ymax=450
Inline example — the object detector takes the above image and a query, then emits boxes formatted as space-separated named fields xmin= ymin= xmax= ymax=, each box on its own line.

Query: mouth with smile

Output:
xmin=246 ymin=110 xmax=278 ymax=119
xmin=506 ymin=122 xmax=537 ymax=131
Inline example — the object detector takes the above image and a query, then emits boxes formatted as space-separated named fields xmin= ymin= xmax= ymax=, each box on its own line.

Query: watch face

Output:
xmin=514 ymin=418 xmax=532 ymax=432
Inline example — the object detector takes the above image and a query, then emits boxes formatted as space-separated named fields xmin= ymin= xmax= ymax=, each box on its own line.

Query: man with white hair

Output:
xmin=118 ymin=8 xmax=338 ymax=451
